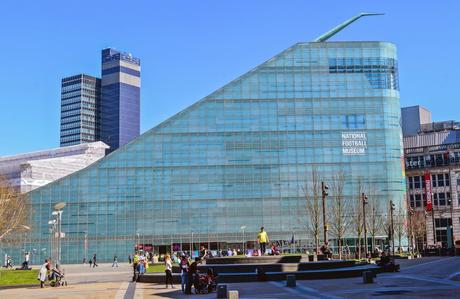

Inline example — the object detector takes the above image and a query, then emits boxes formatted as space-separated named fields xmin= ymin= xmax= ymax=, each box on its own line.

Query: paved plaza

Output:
xmin=1 ymin=257 xmax=460 ymax=298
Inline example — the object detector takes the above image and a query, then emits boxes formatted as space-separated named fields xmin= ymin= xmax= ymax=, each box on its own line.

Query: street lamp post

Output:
xmin=408 ymin=208 xmax=414 ymax=256
xmin=84 ymin=233 xmax=88 ymax=262
xmin=191 ymin=231 xmax=194 ymax=254
xmin=390 ymin=200 xmax=395 ymax=257
xmin=321 ymin=182 xmax=329 ymax=245
xmin=48 ymin=220 xmax=56 ymax=262
xmin=448 ymin=197 xmax=455 ymax=251
xmin=362 ymin=193 xmax=368 ymax=257
xmin=240 ymin=226 xmax=246 ymax=254
xmin=51 ymin=202 xmax=66 ymax=265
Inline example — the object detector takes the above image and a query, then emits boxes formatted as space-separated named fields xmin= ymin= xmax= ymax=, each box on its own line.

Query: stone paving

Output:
xmin=1 ymin=257 xmax=460 ymax=298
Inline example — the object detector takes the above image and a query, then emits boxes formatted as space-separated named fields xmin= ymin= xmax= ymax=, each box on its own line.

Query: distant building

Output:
xmin=0 ymin=142 xmax=108 ymax=193
xmin=60 ymin=74 xmax=101 ymax=147
xmin=100 ymin=48 xmax=141 ymax=151
xmin=401 ymin=105 xmax=432 ymax=137
xmin=403 ymin=106 xmax=460 ymax=248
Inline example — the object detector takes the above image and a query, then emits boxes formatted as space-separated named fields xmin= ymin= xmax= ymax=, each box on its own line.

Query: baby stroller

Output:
xmin=49 ymin=267 xmax=68 ymax=287
xmin=194 ymin=270 xmax=217 ymax=294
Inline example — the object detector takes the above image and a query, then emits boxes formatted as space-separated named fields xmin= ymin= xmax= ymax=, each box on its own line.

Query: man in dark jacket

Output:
xmin=185 ymin=258 xmax=201 ymax=294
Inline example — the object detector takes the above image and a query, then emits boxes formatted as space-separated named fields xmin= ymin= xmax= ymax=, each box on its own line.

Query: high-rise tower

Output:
xmin=60 ymin=74 xmax=101 ymax=147
xmin=100 ymin=48 xmax=141 ymax=151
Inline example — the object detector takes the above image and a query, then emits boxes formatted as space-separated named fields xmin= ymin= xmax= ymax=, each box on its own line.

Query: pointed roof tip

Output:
xmin=313 ymin=13 xmax=384 ymax=42
xmin=361 ymin=12 xmax=385 ymax=16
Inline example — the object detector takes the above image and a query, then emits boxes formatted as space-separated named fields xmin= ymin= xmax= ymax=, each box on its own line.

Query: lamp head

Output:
xmin=54 ymin=202 xmax=66 ymax=210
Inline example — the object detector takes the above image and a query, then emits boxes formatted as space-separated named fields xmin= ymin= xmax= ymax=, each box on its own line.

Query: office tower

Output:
xmin=100 ymin=48 xmax=141 ymax=151
xmin=60 ymin=74 xmax=101 ymax=147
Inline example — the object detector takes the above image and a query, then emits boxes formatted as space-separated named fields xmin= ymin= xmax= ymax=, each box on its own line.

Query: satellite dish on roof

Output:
xmin=54 ymin=202 xmax=66 ymax=210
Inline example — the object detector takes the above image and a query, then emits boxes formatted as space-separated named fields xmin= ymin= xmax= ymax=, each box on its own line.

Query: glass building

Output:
xmin=60 ymin=74 xmax=101 ymax=147
xmin=19 ymin=41 xmax=405 ymax=263
xmin=100 ymin=48 xmax=141 ymax=151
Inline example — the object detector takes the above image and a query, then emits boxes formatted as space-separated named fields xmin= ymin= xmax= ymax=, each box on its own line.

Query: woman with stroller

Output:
xmin=38 ymin=259 xmax=49 ymax=288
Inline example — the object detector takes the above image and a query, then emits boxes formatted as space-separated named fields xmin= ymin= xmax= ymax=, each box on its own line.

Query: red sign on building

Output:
xmin=424 ymin=171 xmax=433 ymax=211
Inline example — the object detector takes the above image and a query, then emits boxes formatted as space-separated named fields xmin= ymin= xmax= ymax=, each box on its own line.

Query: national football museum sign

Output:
xmin=342 ymin=132 xmax=368 ymax=155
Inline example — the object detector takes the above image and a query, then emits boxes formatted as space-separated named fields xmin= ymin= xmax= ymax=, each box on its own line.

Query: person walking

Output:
xmin=24 ymin=252 xmax=30 ymax=269
xmin=257 ymin=227 xmax=269 ymax=256
xmin=179 ymin=255 xmax=189 ymax=293
xmin=92 ymin=253 xmax=98 ymax=267
xmin=112 ymin=255 xmax=118 ymax=268
xmin=6 ymin=256 xmax=13 ymax=268
xmin=38 ymin=259 xmax=48 ymax=288
xmin=164 ymin=254 xmax=174 ymax=288
xmin=128 ymin=254 xmax=132 ymax=264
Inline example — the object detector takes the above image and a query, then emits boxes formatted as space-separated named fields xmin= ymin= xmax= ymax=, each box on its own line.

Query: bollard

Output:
xmin=286 ymin=275 xmax=296 ymax=287
xmin=217 ymin=284 xmax=228 ymax=298
xmin=228 ymin=290 xmax=239 ymax=299
xmin=362 ymin=271 xmax=374 ymax=284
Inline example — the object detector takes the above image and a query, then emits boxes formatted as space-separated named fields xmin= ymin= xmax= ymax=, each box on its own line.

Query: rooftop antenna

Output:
xmin=314 ymin=12 xmax=384 ymax=42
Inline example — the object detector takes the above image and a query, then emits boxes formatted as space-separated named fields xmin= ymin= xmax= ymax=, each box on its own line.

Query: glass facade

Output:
xmin=60 ymin=74 xmax=101 ymax=147
xmin=21 ymin=41 xmax=404 ymax=263
xmin=100 ymin=48 xmax=141 ymax=151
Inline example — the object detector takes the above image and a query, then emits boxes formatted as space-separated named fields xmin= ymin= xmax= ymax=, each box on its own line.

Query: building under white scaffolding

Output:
xmin=0 ymin=142 xmax=108 ymax=193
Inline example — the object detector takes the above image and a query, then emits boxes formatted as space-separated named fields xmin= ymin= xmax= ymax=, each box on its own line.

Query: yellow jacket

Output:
xmin=257 ymin=231 xmax=269 ymax=243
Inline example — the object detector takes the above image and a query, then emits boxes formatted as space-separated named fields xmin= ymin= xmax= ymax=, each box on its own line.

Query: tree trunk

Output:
xmin=315 ymin=234 xmax=319 ymax=255
xmin=357 ymin=235 xmax=361 ymax=259
xmin=338 ymin=238 xmax=342 ymax=259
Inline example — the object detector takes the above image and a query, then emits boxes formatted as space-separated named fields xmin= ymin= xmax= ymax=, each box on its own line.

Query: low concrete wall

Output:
xmin=205 ymin=255 xmax=304 ymax=264
xmin=139 ymin=263 xmax=381 ymax=284
xmin=216 ymin=265 xmax=382 ymax=283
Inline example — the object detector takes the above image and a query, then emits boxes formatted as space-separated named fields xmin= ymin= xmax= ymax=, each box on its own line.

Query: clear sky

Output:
xmin=0 ymin=0 xmax=458 ymax=156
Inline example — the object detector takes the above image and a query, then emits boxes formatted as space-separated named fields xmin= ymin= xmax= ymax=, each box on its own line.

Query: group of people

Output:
xmin=132 ymin=252 xmax=151 ymax=275
xmin=2 ymin=252 xmax=32 ymax=270
xmin=169 ymin=247 xmax=216 ymax=295
xmin=82 ymin=253 xmax=99 ymax=268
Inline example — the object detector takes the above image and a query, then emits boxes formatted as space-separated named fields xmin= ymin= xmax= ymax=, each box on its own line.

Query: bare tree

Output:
xmin=303 ymin=168 xmax=322 ymax=255
xmin=328 ymin=171 xmax=349 ymax=259
xmin=0 ymin=176 xmax=29 ymax=241
xmin=394 ymin=203 xmax=407 ymax=254
xmin=412 ymin=211 xmax=427 ymax=253
xmin=368 ymin=190 xmax=384 ymax=253
xmin=351 ymin=180 xmax=365 ymax=259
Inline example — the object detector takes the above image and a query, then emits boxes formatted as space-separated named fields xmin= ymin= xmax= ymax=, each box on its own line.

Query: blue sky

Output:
xmin=0 ymin=0 xmax=458 ymax=156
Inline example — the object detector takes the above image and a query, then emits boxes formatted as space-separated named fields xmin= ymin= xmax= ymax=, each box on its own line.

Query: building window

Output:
xmin=435 ymin=218 xmax=452 ymax=246
xmin=329 ymin=57 xmax=399 ymax=90
xmin=437 ymin=174 xmax=445 ymax=187
xmin=433 ymin=192 xmax=450 ymax=206
xmin=414 ymin=176 xmax=421 ymax=189
xmin=342 ymin=114 xmax=365 ymax=129
xmin=409 ymin=194 xmax=414 ymax=208
xmin=415 ymin=194 xmax=422 ymax=208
